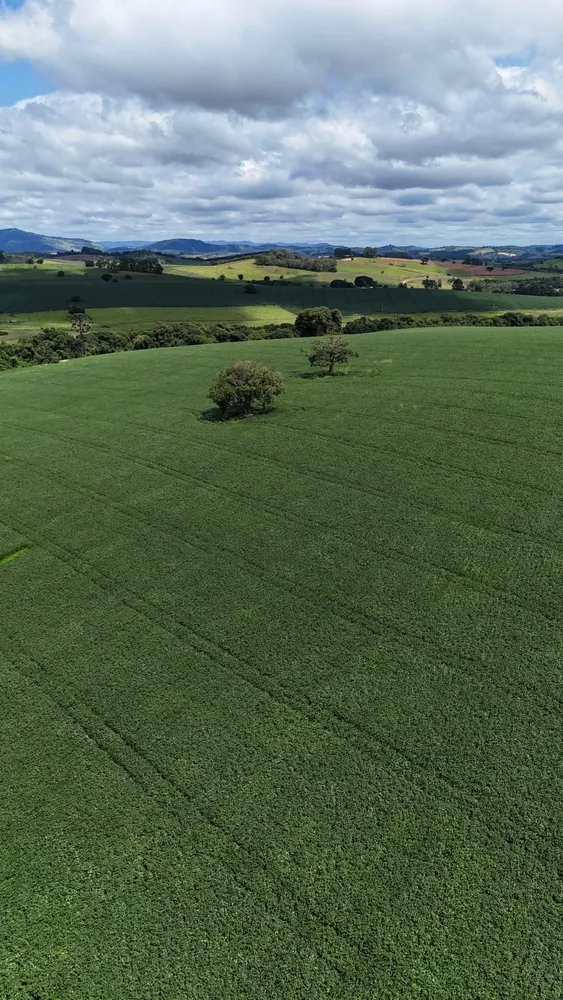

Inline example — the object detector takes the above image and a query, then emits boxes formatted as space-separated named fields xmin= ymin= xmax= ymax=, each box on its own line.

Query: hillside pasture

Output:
xmin=3 ymin=262 xmax=563 ymax=320
xmin=0 ymin=328 xmax=561 ymax=1000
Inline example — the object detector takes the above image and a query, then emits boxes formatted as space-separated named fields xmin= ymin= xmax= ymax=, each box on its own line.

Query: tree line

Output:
xmin=1 ymin=307 xmax=560 ymax=373
xmin=254 ymin=249 xmax=337 ymax=272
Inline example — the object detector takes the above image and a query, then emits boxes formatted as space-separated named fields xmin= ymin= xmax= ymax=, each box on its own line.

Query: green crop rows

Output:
xmin=2 ymin=262 xmax=563 ymax=318
xmin=0 ymin=328 xmax=561 ymax=999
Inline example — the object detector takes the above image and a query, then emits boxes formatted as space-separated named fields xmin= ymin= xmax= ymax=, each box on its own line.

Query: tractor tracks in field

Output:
xmin=2 ymin=416 xmax=562 ymax=619
xmin=1 ymin=445 xmax=561 ymax=723
xmin=0 ymin=638 xmax=368 ymax=983
xmin=0 ymin=506 xmax=560 ymax=868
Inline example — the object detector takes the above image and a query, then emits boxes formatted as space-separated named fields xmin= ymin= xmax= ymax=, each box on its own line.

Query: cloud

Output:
xmin=1 ymin=0 xmax=563 ymax=113
xmin=2 ymin=1 xmax=563 ymax=240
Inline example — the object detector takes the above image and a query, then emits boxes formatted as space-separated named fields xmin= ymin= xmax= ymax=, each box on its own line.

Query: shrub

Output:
xmin=101 ymin=273 xmax=113 ymax=282
xmin=330 ymin=279 xmax=354 ymax=288
xmin=208 ymin=360 xmax=284 ymax=418
xmin=295 ymin=307 xmax=342 ymax=338
xmin=354 ymin=275 xmax=375 ymax=288
xmin=306 ymin=334 xmax=358 ymax=375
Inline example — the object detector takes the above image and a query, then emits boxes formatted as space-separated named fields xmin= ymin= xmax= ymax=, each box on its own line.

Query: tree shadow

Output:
xmin=199 ymin=407 xmax=227 ymax=422
xmin=199 ymin=406 xmax=276 ymax=422
xmin=296 ymin=370 xmax=347 ymax=379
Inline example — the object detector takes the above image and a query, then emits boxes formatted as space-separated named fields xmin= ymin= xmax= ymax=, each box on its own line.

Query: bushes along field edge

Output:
xmin=1 ymin=310 xmax=561 ymax=371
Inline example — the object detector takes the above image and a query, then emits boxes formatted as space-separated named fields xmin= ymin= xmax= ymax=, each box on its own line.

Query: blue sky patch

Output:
xmin=0 ymin=58 xmax=52 ymax=105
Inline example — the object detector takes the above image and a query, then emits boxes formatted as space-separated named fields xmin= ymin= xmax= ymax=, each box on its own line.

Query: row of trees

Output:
xmin=3 ymin=302 xmax=560 ymax=374
xmin=94 ymin=256 xmax=164 ymax=274
xmin=254 ymin=249 xmax=337 ymax=272
xmin=333 ymin=247 xmax=379 ymax=259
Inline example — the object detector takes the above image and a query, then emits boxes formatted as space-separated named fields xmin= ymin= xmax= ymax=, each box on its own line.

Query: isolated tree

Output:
xmin=295 ymin=306 xmax=342 ymax=337
xmin=26 ymin=259 xmax=34 ymax=265
xmin=70 ymin=311 xmax=92 ymax=338
xmin=306 ymin=334 xmax=358 ymax=376
xmin=333 ymin=247 xmax=352 ymax=258
xmin=420 ymin=256 xmax=429 ymax=265
xmin=264 ymin=275 xmax=271 ymax=283
xmin=354 ymin=275 xmax=375 ymax=287
xmin=238 ymin=273 xmax=244 ymax=280
xmin=101 ymin=272 xmax=113 ymax=282
xmin=451 ymin=277 xmax=465 ymax=291
xmin=36 ymin=258 xmax=43 ymax=265
xmin=85 ymin=260 xmax=95 ymax=268
xmin=422 ymin=277 xmax=441 ymax=290
xmin=218 ymin=274 xmax=226 ymax=281
xmin=208 ymin=359 xmax=284 ymax=418
xmin=362 ymin=246 xmax=379 ymax=258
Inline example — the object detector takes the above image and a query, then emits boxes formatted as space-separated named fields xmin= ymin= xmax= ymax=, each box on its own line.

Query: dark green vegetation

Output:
xmin=468 ymin=275 xmax=563 ymax=295
xmin=1 ymin=329 xmax=561 ymax=999
xmin=3 ymin=309 xmax=563 ymax=372
xmin=254 ymin=249 xmax=337 ymax=272
xmin=4 ymin=261 xmax=563 ymax=319
xmin=208 ymin=359 xmax=285 ymax=417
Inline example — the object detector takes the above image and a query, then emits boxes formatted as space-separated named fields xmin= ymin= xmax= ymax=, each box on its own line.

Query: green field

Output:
xmin=0 ymin=329 xmax=560 ymax=999
xmin=164 ymin=254 xmax=454 ymax=287
xmin=2 ymin=262 xmax=560 ymax=335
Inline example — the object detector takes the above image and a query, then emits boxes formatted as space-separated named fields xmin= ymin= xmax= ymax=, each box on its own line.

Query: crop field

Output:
xmin=0 ymin=328 xmax=561 ymax=999
xmin=2 ymin=262 xmax=563 ymax=325
xmin=0 ymin=304 xmax=299 ymax=340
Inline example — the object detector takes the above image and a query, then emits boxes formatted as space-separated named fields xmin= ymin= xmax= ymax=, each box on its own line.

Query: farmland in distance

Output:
xmin=0 ymin=328 xmax=561 ymax=999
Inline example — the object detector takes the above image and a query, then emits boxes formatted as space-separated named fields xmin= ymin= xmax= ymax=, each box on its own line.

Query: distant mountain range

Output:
xmin=3 ymin=227 xmax=563 ymax=261
xmin=0 ymin=228 xmax=101 ymax=254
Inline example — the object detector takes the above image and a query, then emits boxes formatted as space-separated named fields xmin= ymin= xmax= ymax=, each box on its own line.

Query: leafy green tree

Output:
xmin=295 ymin=307 xmax=342 ymax=338
xmin=219 ymin=274 xmax=226 ymax=281
xmin=245 ymin=283 xmax=258 ymax=294
xmin=238 ymin=273 xmax=244 ymax=280
xmin=208 ymin=360 xmax=284 ymax=418
xmin=306 ymin=334 xmax=358 ymax=376
xmin=422 ymin=277 xmax=441 ymax=290
xmin=333 ymin=247 xmax=352 ymax=258
xmin=451 ymin=277 xmax=465 ymax=291
xmin=354 ymin=275 xmax=375 ymax=287
xmin=362 ymin=247 xmax=378 ymax=258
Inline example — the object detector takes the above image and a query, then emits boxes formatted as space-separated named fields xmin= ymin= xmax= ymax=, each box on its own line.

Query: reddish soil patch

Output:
xmin=432 ymin=261 xmax=529 ymax=277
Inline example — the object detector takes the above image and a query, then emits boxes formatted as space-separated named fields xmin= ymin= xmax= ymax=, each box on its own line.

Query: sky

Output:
xmin=1 ymin=0 xmax=563 ymax=244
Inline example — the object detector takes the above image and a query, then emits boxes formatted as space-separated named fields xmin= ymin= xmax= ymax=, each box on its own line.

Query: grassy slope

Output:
xmin=0 ymin=329 xmax=561 ymax=999
xmin=165 ymin=255 xmax=454 ymax=286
